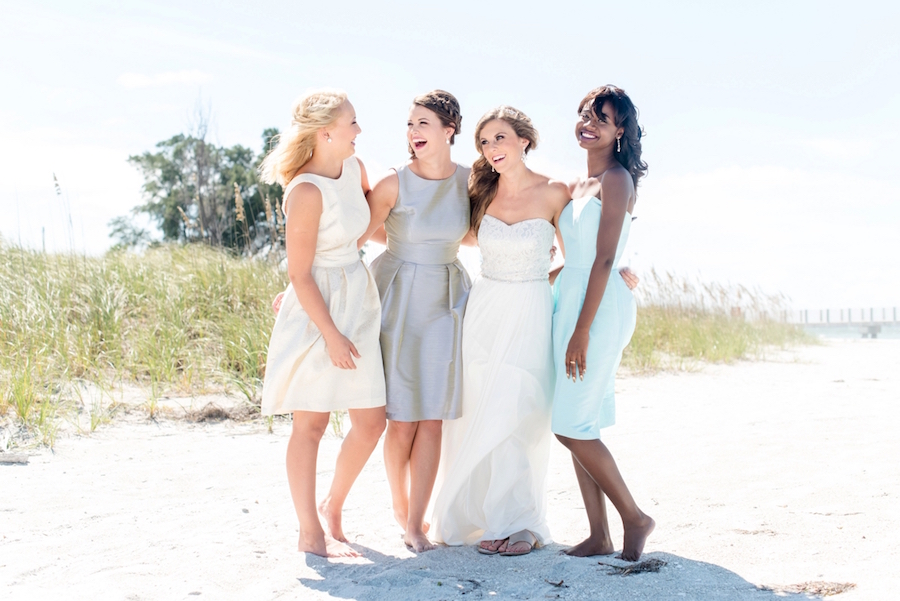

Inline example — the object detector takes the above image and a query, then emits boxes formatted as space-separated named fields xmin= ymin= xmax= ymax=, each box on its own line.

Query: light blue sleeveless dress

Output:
xmin=551 ymin=196 xmax=636 ymax=439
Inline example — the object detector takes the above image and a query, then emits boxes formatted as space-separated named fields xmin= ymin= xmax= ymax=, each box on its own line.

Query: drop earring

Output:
xmin=491 ymin=165 xmax=496 ymax=173
xmin=446 ymin=138 xmax=450 ymax=145
xmin=616 ymin=137 xmax=621 ymax=152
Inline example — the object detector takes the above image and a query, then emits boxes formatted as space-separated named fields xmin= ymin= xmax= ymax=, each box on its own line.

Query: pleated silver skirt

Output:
xmin=371 ymin=251 xmax=471 ymax=422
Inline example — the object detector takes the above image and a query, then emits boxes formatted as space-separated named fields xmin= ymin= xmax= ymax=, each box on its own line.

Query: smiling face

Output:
xmin=575 ymin=100 xmax=623 ymax=151
xmin=325 ymin=100 xmax=362 ymax=158
xmin=478 ymin=118 xmax=530 ymax=173
xmin=407 ymin=105 xmax=454 ymax=159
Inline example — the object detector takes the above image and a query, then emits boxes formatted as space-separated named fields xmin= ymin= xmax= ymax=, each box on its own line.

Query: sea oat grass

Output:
xmin=1 ymin=243 xmax=809 ymax=446
xmin=1 ymin=242 xmax=288 ymax=444
xmin=623 ymin=269 xmax=812 ymax=371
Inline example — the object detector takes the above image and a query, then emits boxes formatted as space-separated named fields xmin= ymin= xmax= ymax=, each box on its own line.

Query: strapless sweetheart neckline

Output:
xmin=483 ymin=214 xmax=554 ymax=229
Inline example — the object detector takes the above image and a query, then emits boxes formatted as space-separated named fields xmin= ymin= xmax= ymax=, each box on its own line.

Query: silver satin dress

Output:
xmin=370 ymin=163 xmax=472 ymax=422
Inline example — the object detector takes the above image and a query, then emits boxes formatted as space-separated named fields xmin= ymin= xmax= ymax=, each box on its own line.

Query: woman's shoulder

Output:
xmin=540 ymin=177 xmax=572 ymax=204
xmin=283 ymin=180 xmax=323 ymax=218
xmin=599 ymin=166 xmax=634 ymax=197
xmin=600 ymin=164 xmax=631 ymax=183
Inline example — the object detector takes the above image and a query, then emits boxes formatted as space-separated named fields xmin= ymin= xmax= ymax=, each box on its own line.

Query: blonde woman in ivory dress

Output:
xmin=431 ymin=107 xmax=571 ymax=556
xmin=360 ymin=90 xmax=473 ymax=552
xmin=260 ymin=90 xmax=386 ymax=558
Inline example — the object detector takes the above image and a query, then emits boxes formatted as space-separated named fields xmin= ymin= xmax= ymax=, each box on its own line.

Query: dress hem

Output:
xmin=262 ymin=398 xmax=386 ymax=417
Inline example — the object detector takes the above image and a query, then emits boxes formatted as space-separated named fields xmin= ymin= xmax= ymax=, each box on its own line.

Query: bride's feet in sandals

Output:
xmin=477 ymin=538 xmax=508 ymax=555
xmin=499 ymin=530 xmax=537 ymax=556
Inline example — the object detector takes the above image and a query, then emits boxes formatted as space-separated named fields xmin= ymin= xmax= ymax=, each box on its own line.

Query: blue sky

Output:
xmin=1 ymin=0 xmax=898 ymax=309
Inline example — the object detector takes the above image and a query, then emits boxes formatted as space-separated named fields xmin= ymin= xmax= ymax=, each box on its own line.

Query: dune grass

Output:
xmin=1 ymin=243 xmax=808 ymax=446
xmin=624 ymin=269 xmax=811 ymax=371
xmin=0 ymin=243 xmax=288 ymax=445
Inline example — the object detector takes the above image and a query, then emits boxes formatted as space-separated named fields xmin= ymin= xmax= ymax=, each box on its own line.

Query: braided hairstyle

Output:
xmin=407 ymin=90 xmax=463 ymax=157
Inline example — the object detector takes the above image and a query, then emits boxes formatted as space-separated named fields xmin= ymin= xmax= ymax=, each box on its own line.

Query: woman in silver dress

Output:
xmin=361 ymin=90 xmax=473 ymax=552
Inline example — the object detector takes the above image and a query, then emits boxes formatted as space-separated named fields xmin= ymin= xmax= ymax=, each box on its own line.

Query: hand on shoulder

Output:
xmin=367 ymin=169 xmax=399 ymax=209
xmin=546 ymin=179 xmax=572 ymax=214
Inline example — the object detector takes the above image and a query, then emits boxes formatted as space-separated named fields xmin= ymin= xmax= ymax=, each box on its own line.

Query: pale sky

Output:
xmin=1 ymin=0 xmax=898 ymax=310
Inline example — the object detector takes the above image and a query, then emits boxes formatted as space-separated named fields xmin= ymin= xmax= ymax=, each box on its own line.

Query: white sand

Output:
xmin=2 ymin=339 xmax=898 ymax=600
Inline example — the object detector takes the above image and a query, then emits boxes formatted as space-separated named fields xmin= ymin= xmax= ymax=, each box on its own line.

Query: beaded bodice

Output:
xmin=478 ymin=215 xmax=555 ymax=283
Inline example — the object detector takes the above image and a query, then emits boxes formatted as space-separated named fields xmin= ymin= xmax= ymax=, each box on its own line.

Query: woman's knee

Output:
xmin=418 ymin=420 xmax=442 ymax=437
xmin=291 ymin=411 xmax=330 ymax=440
xmin=387 ymin=419 xmax=418 ymax=442
xmin=351 ymin=408 xmax=387 ymax=441
xmin=555 ymin=433 xmax=578 ymax=449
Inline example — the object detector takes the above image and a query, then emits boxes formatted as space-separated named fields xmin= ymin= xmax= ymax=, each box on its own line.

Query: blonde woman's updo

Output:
xmin=468 ymin=106 xmax=539 ymax=233
xmin=259 ymin=89 xmax=348 ymax=186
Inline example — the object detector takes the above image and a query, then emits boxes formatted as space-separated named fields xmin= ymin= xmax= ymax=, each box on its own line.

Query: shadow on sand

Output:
xmin=298 ymin=542 xmax=829 ymax=600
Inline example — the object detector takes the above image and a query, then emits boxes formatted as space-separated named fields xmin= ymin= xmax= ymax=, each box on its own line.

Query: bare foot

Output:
xmin=394 ymin=509 xmax=431 ymax=534
xmin=618 ymin=514 xmax=655 ymax=562
xmin=563 ymin=536 xmax=615 ymax=557
xmin=318 ymin=498 xmax=346 ymax=542
xmin=298 ymin=533 xmax=360 ymax=558
xmin=403 ymin=529 xmax=436 ymax=553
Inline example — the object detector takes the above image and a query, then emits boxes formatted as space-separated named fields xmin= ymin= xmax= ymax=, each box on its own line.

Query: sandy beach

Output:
xmin=2 ymin=338 xmax=897 ymax=600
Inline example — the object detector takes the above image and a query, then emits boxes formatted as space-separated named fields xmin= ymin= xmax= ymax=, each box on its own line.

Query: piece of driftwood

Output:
xmin=599 ymin=557 xmax=667 ymax=575
xmin=0 ymin=453 xmax=29 ymax=465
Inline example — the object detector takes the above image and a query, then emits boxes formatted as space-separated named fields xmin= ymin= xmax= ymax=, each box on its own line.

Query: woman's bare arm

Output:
xmin=564 ymin=169 xmax=632 ymax=380
xmin=359 ymin=170 xmax=398 ymax=248
xmin=460 ymin=227 xmax=478 ymax=247
xmin=285 ymin=183 xmax=360 ymax=369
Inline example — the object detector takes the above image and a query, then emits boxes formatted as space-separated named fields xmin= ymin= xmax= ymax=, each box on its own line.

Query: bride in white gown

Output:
xmin=431 ymin=106 xmax=570 ymax=555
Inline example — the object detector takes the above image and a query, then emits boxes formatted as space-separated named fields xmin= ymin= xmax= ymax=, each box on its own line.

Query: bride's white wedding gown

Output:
xmin=432 ymin=215 xmax=555 ymax=546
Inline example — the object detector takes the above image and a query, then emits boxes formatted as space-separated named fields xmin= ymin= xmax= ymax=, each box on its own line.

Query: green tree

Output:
xmin=115 ymin=121 xmax=282 ymax=253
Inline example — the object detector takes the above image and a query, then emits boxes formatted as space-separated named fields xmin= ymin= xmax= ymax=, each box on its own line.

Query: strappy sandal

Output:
xmin=499 ymin=530 xmax=537 ymax=556
xmin=477 ymin=538 xmax=507 ymax=555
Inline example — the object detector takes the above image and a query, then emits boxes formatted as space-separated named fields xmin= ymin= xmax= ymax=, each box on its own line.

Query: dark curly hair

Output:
xmin=408 ymin=89 xmax=462 ymax=157
xmin=579 ymin=86 xmax=647 ymax=188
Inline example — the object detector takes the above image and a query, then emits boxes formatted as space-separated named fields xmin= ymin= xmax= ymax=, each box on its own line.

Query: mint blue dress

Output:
xmin=551 ymin=196 xmax=636 ymax=440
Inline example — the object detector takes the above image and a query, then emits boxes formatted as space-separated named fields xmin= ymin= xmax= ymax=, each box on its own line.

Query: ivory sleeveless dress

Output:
xmin=261 ymin=157 xmax=386 ymax=415
xmin=551 ymin=196 xmax=636 ymax=439
xmin=370 ymin=164 xmax=471 ymax=422
xmin=432 ymin=216 xmax=556 ymax=546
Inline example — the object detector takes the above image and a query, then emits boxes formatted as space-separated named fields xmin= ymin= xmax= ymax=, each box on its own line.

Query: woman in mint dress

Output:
xmin=551 ymin=85 xmax=655 ymax=562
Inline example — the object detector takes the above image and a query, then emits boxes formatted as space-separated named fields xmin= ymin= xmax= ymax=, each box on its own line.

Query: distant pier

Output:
xmin=786 ymin=307 xmax=899 ymax=339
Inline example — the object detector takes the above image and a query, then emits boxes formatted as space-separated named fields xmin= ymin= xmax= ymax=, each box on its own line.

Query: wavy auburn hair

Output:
xmin=468 ymin=106 xmax=539 ymax=233
xmin=259 ymin=89 xmax=347 ymax=186
xmin=579 ymin=85 xmax=647 ymax=188
xmin=407 ymin=89 xmax=463 ymax=157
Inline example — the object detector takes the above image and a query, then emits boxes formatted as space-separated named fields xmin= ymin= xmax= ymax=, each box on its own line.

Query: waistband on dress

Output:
xmin=312 ymin=251 xmax=362 ymax=269
xmin=386 ymin=240 xmax=458 ymax=265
